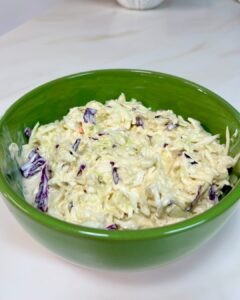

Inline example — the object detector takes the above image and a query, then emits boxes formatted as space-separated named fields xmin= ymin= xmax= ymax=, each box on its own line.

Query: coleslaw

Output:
xmin=10 ymin=94 xmax=240 ymax=229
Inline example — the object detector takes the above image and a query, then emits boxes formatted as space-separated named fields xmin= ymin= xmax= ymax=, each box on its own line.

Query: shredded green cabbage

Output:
xmin=11 ymin=94 xmax=240 ymax=229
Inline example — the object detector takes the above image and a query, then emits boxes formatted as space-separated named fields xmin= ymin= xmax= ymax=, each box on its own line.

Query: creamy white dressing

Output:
xmin=10 ymin=94 xmax=239 ymax=229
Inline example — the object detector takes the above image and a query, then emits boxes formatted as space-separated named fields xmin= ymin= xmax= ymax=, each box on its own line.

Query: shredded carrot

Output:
xmin=79 ymin=122 xmax=84 ymax=134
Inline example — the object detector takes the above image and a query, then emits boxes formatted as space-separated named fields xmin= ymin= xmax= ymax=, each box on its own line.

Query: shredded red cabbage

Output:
xmin=83 ymin=108 xmax=97 ymax=124
xmin=20 ymin=149 xmax=45 ymax=178
xmin=106 ymin=224 xmax=118 ymax=230
xmin=112 ymin=167 xmax=119 ymax=184
xmin=72 ymin=138 xmax=81 ymax=152
xmin=209 ymin=184 xmax=218 ymax=202
xmin=109 ymin=161 xmax=119 ymax=184
xmin=77 ymin=164 xmax=86 ymax=176
xmin=35 ymin=166 xmax=48 ymax=212
xmin=24 ymin=127 xmax=31 ymax=139
xmin=136 ymin=116 xmax=144 ymax=128
xmin=165 ymin=121 xmax=179 ymax=130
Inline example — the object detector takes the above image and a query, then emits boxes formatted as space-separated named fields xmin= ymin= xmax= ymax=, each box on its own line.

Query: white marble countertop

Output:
xmin=0 ymin=0 xmax=239 ymax=299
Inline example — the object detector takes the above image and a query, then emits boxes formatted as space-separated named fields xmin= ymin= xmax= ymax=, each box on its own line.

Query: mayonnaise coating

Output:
xmin=14 ymin=94 xmax=239 ymax=229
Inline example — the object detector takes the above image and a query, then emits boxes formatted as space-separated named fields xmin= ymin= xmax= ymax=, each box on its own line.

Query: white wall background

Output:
xmin=0 ymin=0 xmax=63 ymax=36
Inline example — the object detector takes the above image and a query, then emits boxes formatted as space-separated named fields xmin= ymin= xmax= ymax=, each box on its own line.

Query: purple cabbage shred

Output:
xmin=83 ymin=108 xmax=97 ymax=124
xmin=136 ymin=116 xmax=144 ymax=128
xmin=20 ymin=149 xmax=45 ymax=178
xmin=209 ymin=184 xmax=218 ymax=202
xmin=106 ymin=224 xmax=118 ymax=230
xmin=165 ymin=121 xmax=179 ymax=131
xmin=77 ymin=164 xmax=86 ymax=176
xmin=24 ymin=127 xmax=31 ymax=139
xmin=72 ymin=138 xmax=81 ymax=152
xmin=110 ymin=161 xmax=119 ymax=184
xmin=35 ymin=166 xmax=48 ymax=212
xmin=112 ymin=167 xmax=119 ymax=184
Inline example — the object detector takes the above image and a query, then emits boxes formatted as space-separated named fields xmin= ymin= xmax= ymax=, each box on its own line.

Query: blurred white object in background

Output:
xmin=116 ymin=0 xmax=165 ymax=10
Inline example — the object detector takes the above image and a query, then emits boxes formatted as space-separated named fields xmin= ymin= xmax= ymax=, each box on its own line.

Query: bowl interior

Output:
xmin=0 ymin=69 xmax=239 ymax=228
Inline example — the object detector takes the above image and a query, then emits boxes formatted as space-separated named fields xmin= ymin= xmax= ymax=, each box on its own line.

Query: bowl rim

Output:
xmin=0 ymin=68 xmax=239 ymax=241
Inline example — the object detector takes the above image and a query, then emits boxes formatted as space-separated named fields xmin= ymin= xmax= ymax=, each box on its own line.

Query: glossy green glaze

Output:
xmin=0 ymin=69 xmax=239 ymax=270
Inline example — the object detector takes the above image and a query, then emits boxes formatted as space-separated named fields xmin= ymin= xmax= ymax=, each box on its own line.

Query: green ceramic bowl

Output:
xmin=0 ymin=69 xmax=239 ymax=270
